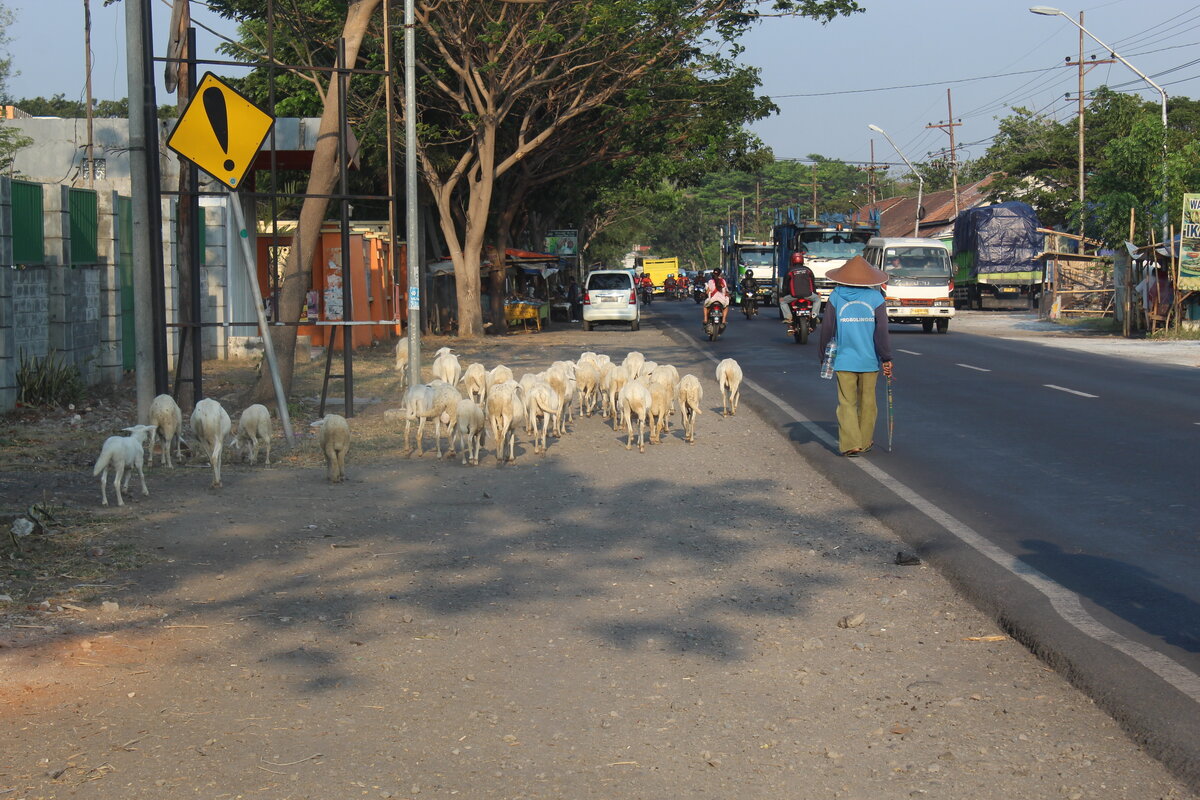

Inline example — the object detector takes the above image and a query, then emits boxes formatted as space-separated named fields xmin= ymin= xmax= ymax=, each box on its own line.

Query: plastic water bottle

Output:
xmin=820 ymin=341 xmax=837 ymax=380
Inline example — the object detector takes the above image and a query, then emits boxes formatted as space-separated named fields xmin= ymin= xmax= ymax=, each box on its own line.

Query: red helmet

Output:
xmin=790 ymin=252 xmax=804 ymax=265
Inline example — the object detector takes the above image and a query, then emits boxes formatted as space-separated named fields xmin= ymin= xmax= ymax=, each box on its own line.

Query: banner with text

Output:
xmin=1181 ymin=194 xmax=1200 ymax=290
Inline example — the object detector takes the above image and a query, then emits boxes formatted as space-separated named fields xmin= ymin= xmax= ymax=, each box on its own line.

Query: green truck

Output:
xmin=951 ymin=202 xmax=1044 ymax=310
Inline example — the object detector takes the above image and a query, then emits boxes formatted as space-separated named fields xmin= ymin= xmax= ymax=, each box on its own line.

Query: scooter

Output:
xmin=704 ymin=303 xmax=727 ymax=341
xmin=786 ymin=297 xmax=817 ymax=344
xmin=640 ymin=285 xmax=653 ymax=306
xmin=741 ymin=291 xmax=757 ymax=320
xmin=692 ymin=285 xmax=706 ymax=304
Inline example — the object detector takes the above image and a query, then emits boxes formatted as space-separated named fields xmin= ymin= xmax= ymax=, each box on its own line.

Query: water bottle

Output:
xmin=820 ymin=340 xmax=837 ymax=380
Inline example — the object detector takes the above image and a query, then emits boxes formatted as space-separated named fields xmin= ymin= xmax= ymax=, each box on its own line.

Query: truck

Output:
xmin=639 ymin=256 xmax=681 ymax=295
xmin=951 ymin=202 xmax=1044 ymax=310
xmin=862 ymin=236 xmax=955 ymax=333
xmin=773 ymin=211 xmax=880 ymax=307
xmin=720 ymin=223 xmax=778 ymax=306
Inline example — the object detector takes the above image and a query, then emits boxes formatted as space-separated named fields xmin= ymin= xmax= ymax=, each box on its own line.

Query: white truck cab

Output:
xmin=863 ymin=237 xmax=955 ymax=333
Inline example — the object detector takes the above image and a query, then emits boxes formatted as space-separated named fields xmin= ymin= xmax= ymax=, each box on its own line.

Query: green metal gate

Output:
xmin=118 ymin=196 xmax=135 ymax=370
xmin=11 ymin=180 xmax=44 ymax=265
xmin=68 ymin=188 xmax=99 ymax=265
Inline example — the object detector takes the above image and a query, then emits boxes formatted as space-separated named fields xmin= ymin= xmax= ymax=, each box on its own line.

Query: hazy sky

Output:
xmin=7 ymin=0 xmax=1200 ymax=171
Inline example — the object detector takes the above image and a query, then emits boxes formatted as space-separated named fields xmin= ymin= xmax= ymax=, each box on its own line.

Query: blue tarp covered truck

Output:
xmin=952 ymin=202 xmax=1045 ymax=310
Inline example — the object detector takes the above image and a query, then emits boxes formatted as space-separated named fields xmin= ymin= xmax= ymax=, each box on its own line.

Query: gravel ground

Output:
xmin=0 ymin=321 xmax=1194 ymax=799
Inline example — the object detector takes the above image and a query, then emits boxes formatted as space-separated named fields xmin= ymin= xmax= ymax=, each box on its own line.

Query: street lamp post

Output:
xmin=1029 ymin=6 xmax=1169 ymax=243
xmin=868 ymin=124 xmax=923 ymax=238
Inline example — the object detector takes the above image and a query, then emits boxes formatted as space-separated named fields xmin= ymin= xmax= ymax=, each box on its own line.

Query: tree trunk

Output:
xmin=249 ymin=0 xmax=382 ymax=404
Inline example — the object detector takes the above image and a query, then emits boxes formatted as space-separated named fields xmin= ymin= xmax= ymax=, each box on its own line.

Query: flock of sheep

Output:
xmin=89 ymin=344 xmax=745 ymax=506
xmin=394 ymin=345 xmax=744 ymax=465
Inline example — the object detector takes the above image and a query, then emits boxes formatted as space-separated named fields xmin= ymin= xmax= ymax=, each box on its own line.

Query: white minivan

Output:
xmin=583 ymin=270 xmax=641 ymax=331
xmin=863 ymin=237 xmax=955 ymax=333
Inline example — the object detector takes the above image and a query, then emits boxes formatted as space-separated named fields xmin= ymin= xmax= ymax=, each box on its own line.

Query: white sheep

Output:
xmin=518 ymin=373 xmax=543 ymax=434
xmin=431 ymin=381 xmax=464 ymax=458
xmin=394 ymin=340 xmax=409 ymax=373
xmin=621 ymin=351 xmax=645 ymax=381
xmin=716 ymin=357 xmax=743 ymax=417
xmin=618 ymin=380 xmax=653 ymax=453
xmin=401 ymin=381 xmax=460 ymax=457
xmin=575 ymin=362 xmax=601 ymax=417
xmin=647 ymin=380 xmax=673 ymax=444
xmin=678 ymin=374 xmax=703 ymax=444
xmin=639 ymin=360 xmax=658 ymax=379
xmin=93 ymin=424 xmax=157 ymax=507
xmin=315 ymin=413 xmax=350 ymax=483
xmin=526 ymin=381 xmax=563 ymax=455
xmin=597 ymin=362 xmax=616 ymax=418
xmin=577 ymin=352 xmax=599 ymax=371
xmin=487 ymin=364 xmax=514 ymax=391
xmin=595 ymin=354 xmax=612 ymax=368
xmin=147 ymin=393 xmax=183 ymax=468
xmin=234 ymin=403 xmax=272 ymax=465
xmin=607 ymin=364 xmax=632 ymax=430
xmin=649 ymin=364 xmax=680 ymax=430
xmin=486 ymin=380 xmax=525 ymax=464
xmin=544 ymin=365 xmax=573 ymax=434
xmin=454 ymin=398 xmax=486 ymax=466
xmin=432 ymin=350 xmax=462 ymax=387
xmin=190 ymin=398 xmax=232 ymax=488
xmin=461 ymin=362 xmax=488 ymax=404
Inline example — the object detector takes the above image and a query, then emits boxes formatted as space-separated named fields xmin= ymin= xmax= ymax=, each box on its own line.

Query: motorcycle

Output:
xmin=640 ymin=285 xmax=653 ymax=306
xmin=692 ymin=285 xmax=706 ymax=305
xmin=786 ymin=297 xmax=817 ymax=344
xmin=704 ymin=302 xmax=726 ymax=341
xmin=741 ymin=289 xmax=758 ymax=320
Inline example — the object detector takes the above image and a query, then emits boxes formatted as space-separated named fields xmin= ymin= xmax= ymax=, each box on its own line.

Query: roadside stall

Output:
xmin=504 ymin=249 xmax=559 ymax=332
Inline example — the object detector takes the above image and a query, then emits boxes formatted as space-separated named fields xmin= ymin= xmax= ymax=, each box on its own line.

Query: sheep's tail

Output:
xmin=93 ymin=448 xmax=111 ymax=476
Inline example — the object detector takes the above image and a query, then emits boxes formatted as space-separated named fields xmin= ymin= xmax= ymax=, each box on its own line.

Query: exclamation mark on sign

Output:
xmin=202 ymin=86 xmax=235 ymax=173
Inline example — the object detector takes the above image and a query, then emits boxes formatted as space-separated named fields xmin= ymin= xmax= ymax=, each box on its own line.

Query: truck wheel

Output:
xmin=936 ymin=318 xmax=949 ymax=334
xmin=921 ymin=320 xmax=934 ymax=333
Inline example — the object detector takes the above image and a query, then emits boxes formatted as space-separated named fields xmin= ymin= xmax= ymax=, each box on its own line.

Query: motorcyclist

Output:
xmin=639 ymin=273 xmax=654 ymax=303
xmin=702 ymin=268 xmax=730 ymax=325
xmin=664 ymin=274 xmax=678 ymax=296
xmin=779 ymin=251 xmax=820 ymax=318
xmin=739 ymin=270 xmax=758 ymax=309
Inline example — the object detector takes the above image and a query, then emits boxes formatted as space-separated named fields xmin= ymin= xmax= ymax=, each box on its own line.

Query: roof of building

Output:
xmin=857 ymin=174 xmax=999 ymax=239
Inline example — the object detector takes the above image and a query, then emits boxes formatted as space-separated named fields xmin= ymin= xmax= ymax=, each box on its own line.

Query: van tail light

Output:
xmin=584 ymin=292 xmax=591 ymax=305
xmin=629 ymin=290 xmax=637 ymax=305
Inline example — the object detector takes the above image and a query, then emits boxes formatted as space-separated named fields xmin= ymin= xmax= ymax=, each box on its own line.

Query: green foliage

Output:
xmin=11 ymin=95 xmax=136 ymax=118
xmin=16 ymin=350 xmax=85 ymax=408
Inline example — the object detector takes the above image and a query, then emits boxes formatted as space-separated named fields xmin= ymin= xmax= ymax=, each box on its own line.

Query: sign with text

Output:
xmin=544 ymin=229 xmax=578 ymax=257
xmin=1181 ymin=194 xmax=1200 ymax=290
xmin=167 ymin=72 xmax=275 ymax=190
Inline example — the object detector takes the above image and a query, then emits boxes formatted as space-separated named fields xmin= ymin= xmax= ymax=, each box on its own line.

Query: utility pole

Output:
xmin=802 ymin=164 xmax=819 ymax=221
xmin=926 ymin=89 xmax=962 ymax=218
xmin=83 ymin=0 xmax=94 ymax=187
xmin=1065 ymin=11 xmax=1112 ymax=243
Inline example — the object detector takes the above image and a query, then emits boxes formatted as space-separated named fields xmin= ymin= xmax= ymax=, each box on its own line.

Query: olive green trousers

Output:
xmin=835 ymin=370 xmax=879 ymax=454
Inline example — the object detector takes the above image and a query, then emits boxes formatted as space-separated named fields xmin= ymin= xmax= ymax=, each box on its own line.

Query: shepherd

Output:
xmin=817 ymin=256 xmax=895 ymax=457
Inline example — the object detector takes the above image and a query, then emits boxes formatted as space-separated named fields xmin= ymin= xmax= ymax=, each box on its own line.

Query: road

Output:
xmin=651 ymin=296 xmax=1200 ymax=780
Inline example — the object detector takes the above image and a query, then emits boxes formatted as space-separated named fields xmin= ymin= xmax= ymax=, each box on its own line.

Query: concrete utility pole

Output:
xmin=83 ymin=0 xmax=94 ymax=188
xmin=404 ymin=0 xmax=422 ymax=388
xmin=926 ymin=89 xmax=961 ymax=218
xmin=125 ymin=0 xmax=156 ymax=421
xmin=1064 ymin=12 xmax=1113 ymax=243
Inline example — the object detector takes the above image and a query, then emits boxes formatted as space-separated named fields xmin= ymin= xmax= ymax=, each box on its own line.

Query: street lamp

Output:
xmin=869 ymin=124 xmax=923 ymax=238
xmin=1029 ymin=6 xmax=1169 ymax=243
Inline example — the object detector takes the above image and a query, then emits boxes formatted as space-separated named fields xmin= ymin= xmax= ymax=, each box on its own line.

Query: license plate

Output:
xmin=911 ymin=308 xmax=929 ymax=315
xmin=600 ymin=296 xmax=619 ymax=303
xmin=999 ymin=287 xmax=1019 ymax=294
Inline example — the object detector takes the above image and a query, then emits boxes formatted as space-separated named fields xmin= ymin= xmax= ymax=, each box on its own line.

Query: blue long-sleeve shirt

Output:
xmin=818 ymin=285 xmax=893 ymax=372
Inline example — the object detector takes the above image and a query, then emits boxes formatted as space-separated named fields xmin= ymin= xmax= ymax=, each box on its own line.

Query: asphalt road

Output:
xmin=650 ymin=295 xmax=1200 ymax=783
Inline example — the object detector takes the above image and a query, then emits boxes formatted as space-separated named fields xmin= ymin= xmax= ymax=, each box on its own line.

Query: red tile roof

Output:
xmin=857 ymin=174 xmax=998 ymax=239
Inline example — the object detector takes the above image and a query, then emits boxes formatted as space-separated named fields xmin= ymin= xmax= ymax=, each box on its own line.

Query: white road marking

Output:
xmin=668 ymin=322 xmax=1200 ymax=704
xmin=1045 ymin=384 xmax=1098 ymax=398
xmin=956 ymin=363 xmax=991 ymax=372
xmin=897 ymin=349 xmax=922 ymax=356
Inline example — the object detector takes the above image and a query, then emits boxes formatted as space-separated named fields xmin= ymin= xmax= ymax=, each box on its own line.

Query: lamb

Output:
xmin=621 ymin=351 xmax=645 ymax=381
xmin=649 ymin=364 xmax=680 ymax=430
xmin=678 ymin=374 xmax=703 ymax=444
xmin=431 ymin=380 xmax=464 ymax=458
xmin=431 ymin=350 xmax=462 ymax=387
xmin=315 ymin=413 xmax=350 ymax=483
xmin=617 ymin=380 xmax=653 ymax=453
xmin=234 ymin=403 xmax=272 ymax=465
xmin=190 ymin=398 xmax=232 ymax=488
xmin=646 ymin=380 xmax=673 ymax=444
xmin=577 ymin=352 xmax=599 ymax=371
xmin=595 ymin=354 xmax=612 ymax=368
xmin=597 ymin=362 xmax=616 ymax=417
xmin=453 ymin=398 xmax=486 ymax=466
xmin=486 ymin=380 xmax=525 ymax=464
xmin=526 ymin=381 xmax=563 ymax=455
xmin=147 ymin=393 xmax=183 ymax=468
xmin=638 ymin=360 xmax=658 ymax=379
xmin=544 ymin=365 xmax=574 ymax=434
xmin=461 ymin=362 xmax=488 ymax=404
xmin=716 ymin=357 xmax=743 ymax=417
xmin=93 ymin=424 xmax=157 ymax=506
xmin=394 ymin=340 xmax=409 ymax=373
xmin=401 ymin=381 xmax=460 ymax=457
xmin=487 ymin=364 xmax=514 ymax=391
xmin=575 ymin=362 xmax=601 ymax=417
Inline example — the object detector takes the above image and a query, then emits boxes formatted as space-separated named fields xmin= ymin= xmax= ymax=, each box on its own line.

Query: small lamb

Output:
xmin=93 ymin=425 xmax=157 ymax=507
xmin=678 ymin=374 xmax=703 ymax=444
xmin=453 ymin=398 xmax=486 ymax=466
xmin=618 ymin=380 xmax=653 ymax=453
xmin=234 ymin=403 xmax=272 ymax=465
xmin=147 ymin=393 xmax=183 ymax=468
xmin=486 ymin=380 xmax=525 ymax=464
xmin=432 ymin=350 xmax=462 ymax=387
xmin=461 ymin=362 xmax=488 ymax=404
xmin=716 ymin=357 xmax=743 ymax=417
xmin=315 ymin=413 xmax=350 ymax=483
xmin=191 ymin=398 xmax=232 ymax=488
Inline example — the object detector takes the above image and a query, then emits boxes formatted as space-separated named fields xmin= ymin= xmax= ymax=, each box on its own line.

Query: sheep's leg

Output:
xmin=263 ymin=436 xmax=271 ymax=466
xmin=638 ymin=415 xmax=646 ymax=453
xmin=136 ymin=457 xmax=149 ymax=497
xmin=114 ymin=463 xmax=127 ymax=506
xmin=416 ymin=418 xmax=426 ymax=456
xmin=174 ymin=432 xmax=183 ymax=464
xmin=211 ymin=441 xmax=223 ymax=488
xmin=99 ymin=468 xmax=109 ymax=507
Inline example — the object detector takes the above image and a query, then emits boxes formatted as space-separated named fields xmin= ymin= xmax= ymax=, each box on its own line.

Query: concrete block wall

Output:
xmin=0 ymin=269 xmax=14 ymax=410
xmin=162 ymin=198 xmax=179 ymax=366
xmin=42 ymin=185 xmax=69 ymax=266
xmin=0 ymin=268 xmax=50 ymax=411
xmin=47 ymin=266 xmax=102 ymax=385
xmin=98 ymin=265 xmax=121 ymax=384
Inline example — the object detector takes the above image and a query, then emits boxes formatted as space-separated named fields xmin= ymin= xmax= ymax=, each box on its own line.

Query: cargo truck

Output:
xmin=640 ymin=256 xmax=680 ymax=295
xmin=773 ymin=211 xmax=880 ymax=306
xmin=951 ymin=202 xmax=1044 ymax=310
xmin=720 ymin=223 xmax=778 ymax=306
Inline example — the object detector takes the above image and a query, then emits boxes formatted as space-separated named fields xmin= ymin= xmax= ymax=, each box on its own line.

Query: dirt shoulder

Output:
xmin=0 ymin=323 xmax=1193 ymax=799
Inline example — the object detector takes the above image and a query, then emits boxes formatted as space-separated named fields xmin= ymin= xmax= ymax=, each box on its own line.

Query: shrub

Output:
xmin=16 ymin=350 xmax=85 ymax=408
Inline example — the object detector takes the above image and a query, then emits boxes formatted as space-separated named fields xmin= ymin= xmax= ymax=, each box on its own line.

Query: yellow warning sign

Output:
xmin=166 ymin=72 xmax=274 ymax=190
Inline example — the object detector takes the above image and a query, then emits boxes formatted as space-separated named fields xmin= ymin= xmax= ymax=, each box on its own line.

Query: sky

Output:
xmin=6 ymin=0 xmax=1200 ymax=173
